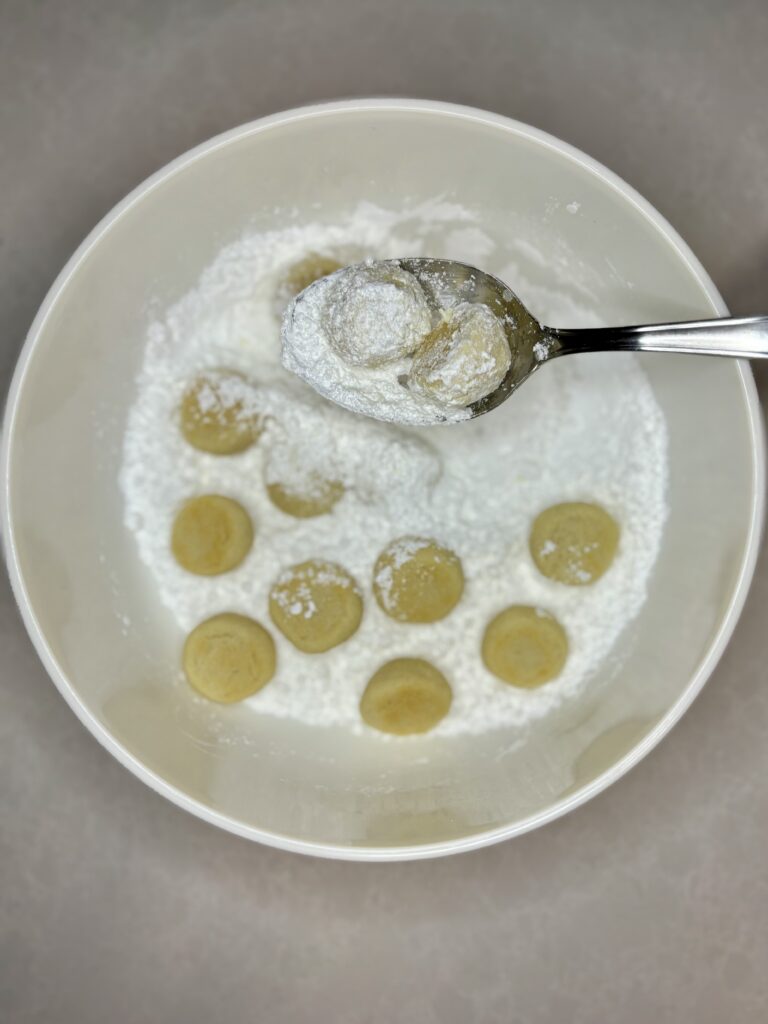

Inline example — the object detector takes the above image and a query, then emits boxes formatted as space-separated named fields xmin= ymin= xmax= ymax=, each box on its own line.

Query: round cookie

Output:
xmin=409 ymin=302 xmax=511 ymax=407
xmin=482 ymin=605 xmax=568 ymax=688
xmin=530 ymin=501 xmax=619 ymax=586
xmin=360 ymin=658 xmax=452 ymax=735
xmin=183 ymin=613 xmax=276 ymax=703
xmin=263 ymin=439 xmax=345 ymax=518
xmin=171 ymin=494 xmax=253 ymax=576
xmin=373 ymin=536 xmax=464 ymax=624
xmin=266 ymin=475 xmax=344 ymax=518
xmin=269 ymin=559 xmax=363 ymax=653
xmin=179 ymin=369 xmax=263 ymax=455
xmin=323 ymin=263 xmax=432 ymax=367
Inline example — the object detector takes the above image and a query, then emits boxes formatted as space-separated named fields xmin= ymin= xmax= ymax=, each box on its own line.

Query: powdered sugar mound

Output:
xmin=120 ymin=199 xmax=669 ymax=737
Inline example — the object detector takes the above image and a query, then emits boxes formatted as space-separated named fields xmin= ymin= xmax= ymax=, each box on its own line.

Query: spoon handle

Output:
xmin=548 ymin=315 xmax=768 ymax=360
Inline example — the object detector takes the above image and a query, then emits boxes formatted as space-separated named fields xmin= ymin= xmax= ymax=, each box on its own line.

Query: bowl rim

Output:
xmin=2 ymin=97 xmax=765 ymax=861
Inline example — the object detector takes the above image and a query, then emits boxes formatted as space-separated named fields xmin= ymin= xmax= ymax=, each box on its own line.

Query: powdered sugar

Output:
xmin=120 ymin=199 xmax=669 ymax=737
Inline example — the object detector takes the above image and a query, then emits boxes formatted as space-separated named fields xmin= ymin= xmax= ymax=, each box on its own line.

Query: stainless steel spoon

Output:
xmin=390 ymin=257 xmax=768 ymax=421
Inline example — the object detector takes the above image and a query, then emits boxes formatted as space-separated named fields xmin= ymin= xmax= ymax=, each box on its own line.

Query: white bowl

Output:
xmin=2 ymin=100 xmax=763 ymax=860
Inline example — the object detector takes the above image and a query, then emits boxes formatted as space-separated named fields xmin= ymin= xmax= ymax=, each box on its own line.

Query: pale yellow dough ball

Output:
xmin=273 ymin=253 xmax=344 ymax=317
xmin=530 ymin=501 xmax=619 ymax=586
xmin=482 ymin=605 xmax=568 ymax=688
xmin=323 ymin=263 xmax=432 ymax=367
xmin=263 ymin=439 xmax=345 ymax=519
xmin=409 ymin=302 xmax=511 ymax=407
xmin=269 ymin=559 xmax=363 ymax=653
xmin=171 ymin=495 xmax=254 ymax=576
xmin=179 ymin=369 xmax=264 ymax=455
xmin=360 ymin=658 xmax=453 ymax=735
xmin=183 ymin=613 xmax=276 ymax=703
xmin=373 ymin=536 xmax=464 ymax=624
xmin=266 ymin=478 xmax=344 ymax=518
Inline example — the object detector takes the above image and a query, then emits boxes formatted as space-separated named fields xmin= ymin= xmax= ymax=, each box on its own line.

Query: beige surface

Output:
xmin=2 ymin=1 xmax=768 ymax=1020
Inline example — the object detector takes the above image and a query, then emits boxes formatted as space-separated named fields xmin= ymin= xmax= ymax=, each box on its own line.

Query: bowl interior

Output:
xmin=4 ymin=104 xmax=760 ymax=855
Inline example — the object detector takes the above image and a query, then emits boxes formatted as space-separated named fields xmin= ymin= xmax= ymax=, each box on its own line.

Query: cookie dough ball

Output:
xmin=171 ymin=495 xmax=253 ymax=576
xmin=482 ymin=605 xmax=568 ymax=688
xmin=373 ymin=536 xmax=464 ymax=624
xmin=360 ymin=658 xmax=453 ymax=735
xmin=267 ymin=477 xmax=344 ymax=519
xmin=263 ymin=443 xmax=344 ymax=518
xmin=273 ymin=253 xmax=344 ymax=317
xmin=323 ymin=262 xmax=432 ymax=367
xmin=183 ymin=612 xmax=276 ymax=703
xmin=408 ymin=302 xmax=511 ymax=407
xmin=179 ymin=369 xmax=264 ymax=455
xmin=530 ymin=501 xmax=619 ymax=586
xmin=269 ymin=559 xmax=363 ymax=653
